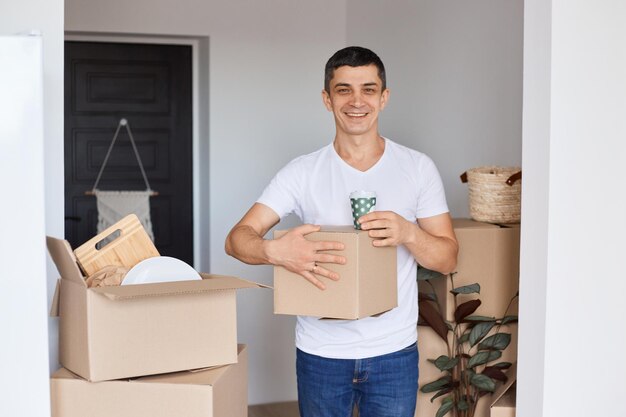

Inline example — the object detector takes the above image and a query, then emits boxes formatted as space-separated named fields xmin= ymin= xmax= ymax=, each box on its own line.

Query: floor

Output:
xmin=249 ymin=401 xmax=359 ymax=417
xmin=249 ymin=401 xmax=300 ymax=417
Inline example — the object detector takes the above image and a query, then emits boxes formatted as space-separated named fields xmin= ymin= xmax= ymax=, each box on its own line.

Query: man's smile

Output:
xmin=345 ymin=112 xmax=369 ymax=118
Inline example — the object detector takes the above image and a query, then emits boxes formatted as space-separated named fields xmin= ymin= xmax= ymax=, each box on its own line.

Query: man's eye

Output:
xmin=337 ymin=88 xmax=350 ymax=94
xmin=364 ymin=88 xmax=376 ymax=94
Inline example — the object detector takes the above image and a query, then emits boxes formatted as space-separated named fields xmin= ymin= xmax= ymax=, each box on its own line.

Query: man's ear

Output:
xmin=321 ymin=89 xmax=333 ymax=111
xmin=380 ymin=88 xmax=390 ymax=110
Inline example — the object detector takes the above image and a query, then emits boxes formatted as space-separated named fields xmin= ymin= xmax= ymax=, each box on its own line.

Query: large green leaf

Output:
xmin=467 ymin=350 xmax=502 ymax=368
xmin=493 ymin=362 xmax=513 ymax=369
xmin=450 ymin=283 xmax=480 ymax=295
xmin=464 ymin=315 xmax=497 ymax=322
xmin=470 ymin=373 xmax=496 ymax=392
xmin=430 ymin=387 xmax=452 ymax=403
xmin=454 ymin=299 xmax=482 ymax=323
xmin=421 ymin=376 xmax=452 ymax=393
xmin=433 ymin=355 xmax=459 ymax=371
xmin=435 ymin=400 xmax=454 ymax=417
xmin=458 ymin=333 xmax=470 ymax=344
xmin=478 ymin=333 xmax=511 ymax=351
xmin=417 ymin=266 xmax=445 ymax=281
xmin=469 ymin=322 xmax=496 ymax=346
xmin=418 ymin=300 xmax=449 ymax=342
xmin=501 ymin=315 xmax=518 ymax=325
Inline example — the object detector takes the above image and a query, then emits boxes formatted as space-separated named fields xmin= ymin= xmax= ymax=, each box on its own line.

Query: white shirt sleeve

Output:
xmin=415 ymin=154 xmax=449 ymax=218
xmin=256 ymin=157 xmax=304 ymax=220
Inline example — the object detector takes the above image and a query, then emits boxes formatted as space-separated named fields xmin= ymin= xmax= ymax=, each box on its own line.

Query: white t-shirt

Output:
xmin=257 ymin=138 xmax=449 ymax=359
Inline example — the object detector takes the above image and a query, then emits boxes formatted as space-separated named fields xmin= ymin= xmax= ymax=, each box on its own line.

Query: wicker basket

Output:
xmin=460 ymin=166 xmax=522 ymax=224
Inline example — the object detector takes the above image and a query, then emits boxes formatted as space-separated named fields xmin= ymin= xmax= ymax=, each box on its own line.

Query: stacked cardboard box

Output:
xmin=47 ymin=215 xmax=263 ymax=416
xmin=416 ymin=219 xmax=520 ymax=417
xmin=51 ymin=345 xmax=249 ymax=417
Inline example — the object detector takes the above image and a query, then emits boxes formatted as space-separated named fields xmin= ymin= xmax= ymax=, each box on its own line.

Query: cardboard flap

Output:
xmin=491 ymin=362 xmax=517 ymax=406
xmin=50 ymin=279 xmax=61 ymax=317
xmin=199 ymin=273 xmax=271 ymax=290
xmin=92 ymin=274 xmax=268 ymax=300
xmin=46 ymin=236 xmax=87 ymax=287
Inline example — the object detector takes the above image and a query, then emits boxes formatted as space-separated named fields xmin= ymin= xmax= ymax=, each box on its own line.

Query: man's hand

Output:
xmin=358 ymin=211 xmax=416 ymax=247
xmin=226 ymin=204 xmax=347 ymax=290
xmin=266 ymin=224 xmax=346 ymax=290
xmin=357 ymin=211 xmax=458 ymax=274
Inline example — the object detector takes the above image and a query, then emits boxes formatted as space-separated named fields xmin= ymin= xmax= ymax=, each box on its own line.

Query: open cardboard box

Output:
xmin=51 ymin=344 xmax=249 ymax=417
xmin=47 ymin=235 xmax=267 ymax=382
xmin=273 ymin=226 xmax=397 ymax=319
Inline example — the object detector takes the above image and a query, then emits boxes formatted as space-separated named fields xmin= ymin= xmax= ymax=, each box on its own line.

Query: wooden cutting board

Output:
xmin=74 ymin=214 xmax=160 ymax=277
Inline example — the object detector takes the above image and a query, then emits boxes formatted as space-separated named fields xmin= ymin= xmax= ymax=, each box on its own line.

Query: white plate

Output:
xmin=121 ymin=256 xmax=201 ymax=285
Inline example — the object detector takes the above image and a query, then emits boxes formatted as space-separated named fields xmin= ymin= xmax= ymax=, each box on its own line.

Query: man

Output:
xmin=225 ymin=46 xmax=458 ymax=417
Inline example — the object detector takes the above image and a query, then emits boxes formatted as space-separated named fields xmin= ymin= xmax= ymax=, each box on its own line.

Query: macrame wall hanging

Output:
xmin=87 ymin=118 xmax=157 ymax=241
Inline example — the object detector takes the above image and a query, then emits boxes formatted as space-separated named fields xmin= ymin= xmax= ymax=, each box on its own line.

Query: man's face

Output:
xmin=322 ymin=64 xmax=389 ymax=138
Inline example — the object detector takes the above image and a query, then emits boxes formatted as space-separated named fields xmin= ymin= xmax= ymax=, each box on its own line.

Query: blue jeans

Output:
xmin=296 ymin=343 xmax=419 ymax=417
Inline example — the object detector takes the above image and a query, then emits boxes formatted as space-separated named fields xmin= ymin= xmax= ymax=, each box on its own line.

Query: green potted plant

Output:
xmin=417 ymin=267 xmax=518 ymax=417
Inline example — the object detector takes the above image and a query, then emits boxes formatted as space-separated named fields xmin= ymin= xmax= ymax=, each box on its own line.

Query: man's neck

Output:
xmin=333 ymin=132 xmax=385 ymax=172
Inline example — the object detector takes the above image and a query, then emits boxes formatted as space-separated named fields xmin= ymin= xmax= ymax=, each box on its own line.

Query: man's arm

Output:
xmin=358 ymin=211 xmax=458 ymax=274
xmin=225 ymin=203 xmax=347 ymax=289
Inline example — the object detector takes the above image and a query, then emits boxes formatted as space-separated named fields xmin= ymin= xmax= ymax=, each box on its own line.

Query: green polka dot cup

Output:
xmin=349 ymin=191 xmax=377 ymax=230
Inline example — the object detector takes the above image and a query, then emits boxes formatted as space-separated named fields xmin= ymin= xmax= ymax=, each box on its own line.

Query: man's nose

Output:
xmin=350 ymin=92 xmax=364 ymax=107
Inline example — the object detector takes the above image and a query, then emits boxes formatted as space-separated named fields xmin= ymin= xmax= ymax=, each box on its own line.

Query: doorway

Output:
xmin=64 ymin=41 xmax=194 ymax=265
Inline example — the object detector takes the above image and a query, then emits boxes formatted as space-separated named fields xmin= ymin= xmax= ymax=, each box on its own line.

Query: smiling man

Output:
xmin=225 ymin=46 xmax=458 ymax=417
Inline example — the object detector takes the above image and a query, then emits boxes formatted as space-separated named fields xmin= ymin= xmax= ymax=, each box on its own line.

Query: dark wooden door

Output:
xmin=64 ymin=41 xmax=193 ymax=265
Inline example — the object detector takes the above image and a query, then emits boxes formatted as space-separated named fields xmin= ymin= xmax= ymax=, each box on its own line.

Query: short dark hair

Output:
xmin=324 ymin=46 xmax=386 ymax=93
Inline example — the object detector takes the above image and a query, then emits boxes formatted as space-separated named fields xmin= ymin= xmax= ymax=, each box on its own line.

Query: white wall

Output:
xmin=65 ymin=0 xmax=347 ymax=404
xmin=517 ymin=0 xmax=550 ymax=415
xmin=0 ymin=0 xmax=64 ymax=415
xmin=0 ymin=0 xmax=65 ymax=379
xmin=346 ymin=0 xmax=524 ymax=217
xmin=519 ymin=1 xmax=626 ymax=416
xmin=0 ymin=34 xmax=49 ymax=417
